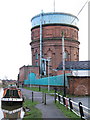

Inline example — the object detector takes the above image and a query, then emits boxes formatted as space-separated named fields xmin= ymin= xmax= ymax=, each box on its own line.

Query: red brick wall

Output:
xmin=57 ymin=70 xmax=71 ymax=75
xmin=31 ymin=25 xmax=78 ymax=41
xmin=30 ymin=25 xmax=79 ymax=76
xmin=19 ymin=67 xmax=25 ymax=83
xmin=19 ymin=66 xmax=39 ymax=84
xmin=68 ymin=76 xmax=90 ymax=95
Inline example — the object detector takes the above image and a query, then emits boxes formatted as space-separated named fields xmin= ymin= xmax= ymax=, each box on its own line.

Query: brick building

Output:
xmin=18 ymin=12 xmax=89 ymax=96
xmin=30 ymin=12 xmax=79 ymax=76
xmin=57 ymin=61 xmax=90 ymax=95
xmin=68 ymin=76 xmax=90 ymax=95
xmin=18 ymin=65 xmax=39 ymax=85
xmin=18 ymin=12 xmax=80 ymax=84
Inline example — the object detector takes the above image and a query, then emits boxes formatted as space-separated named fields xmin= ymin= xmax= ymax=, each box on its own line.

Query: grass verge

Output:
xmin=23 ymin=86 xmax=77 ymax=97
xmin=23 ymin=98 xmax=42 ymax=119
xmin=24 ymin=86 xmax=55 ymax=93
xmin=55 ymin=101 xmax=80 ymax=120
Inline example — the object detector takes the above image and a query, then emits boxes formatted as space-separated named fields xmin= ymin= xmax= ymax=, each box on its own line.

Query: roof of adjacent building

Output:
xmin=57 ymin=61 xmax=90 ymax=70
xmin=19 ymin=65 xmax=39 ymax=70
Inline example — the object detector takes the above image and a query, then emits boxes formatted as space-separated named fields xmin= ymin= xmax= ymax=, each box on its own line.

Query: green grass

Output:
xmin=23 ymin=98 xmax=42 ymax=119
xmin=23 ymin=86 xmax=78 ymax=97
xmin=55 ymin=101 xmax=80 ymax=120
xmin=24 ymin=86 xmax=55 ymax=93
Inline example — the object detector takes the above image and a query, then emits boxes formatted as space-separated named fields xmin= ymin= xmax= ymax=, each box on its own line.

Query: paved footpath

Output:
xmin=21 ymin=88 xmax=70 ymax=119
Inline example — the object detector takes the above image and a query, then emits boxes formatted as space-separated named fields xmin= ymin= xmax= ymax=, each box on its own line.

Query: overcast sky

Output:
xmin=0 ymin=0 xmax=88 ymax=80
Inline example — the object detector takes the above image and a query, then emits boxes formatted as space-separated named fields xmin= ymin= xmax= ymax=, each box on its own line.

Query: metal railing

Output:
xmin=55 ymin=93 xmax=90 ymax=120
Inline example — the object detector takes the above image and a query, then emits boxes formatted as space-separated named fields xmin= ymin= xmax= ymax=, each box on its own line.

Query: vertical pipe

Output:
xmin=48 ymin=60 xmax=50 ymax=92
xmin=62 ymin=32 xmax=66 ymax=97
xmin=45 ymin=59 xmax=46 ymax=76
xmin=62 ymin=32 xmax=65 ymax=71
xmin=47 ymin=58 xmax=50 ymax=92
xmin=40 ymin=11 xmax=43 ymax=78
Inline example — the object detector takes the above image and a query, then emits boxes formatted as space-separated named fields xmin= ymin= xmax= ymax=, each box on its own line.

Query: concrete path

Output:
xmin=21 ymin=88 xmax=70 ymax=119
xmin=71 ymin=96 xmax=90 ymax=108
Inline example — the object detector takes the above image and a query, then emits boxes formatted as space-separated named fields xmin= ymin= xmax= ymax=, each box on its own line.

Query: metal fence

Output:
xmin=24 ymin=73 xmax=71 ymax=86
xmin=55 ymin=93 xmax=90 ymax=120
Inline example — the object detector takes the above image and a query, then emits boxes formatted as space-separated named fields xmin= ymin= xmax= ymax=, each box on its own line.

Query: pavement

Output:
xmin=71 ymin=96 xmax=90 ymax=108
xmin=21 ymin=88 xmax=70 ymax=119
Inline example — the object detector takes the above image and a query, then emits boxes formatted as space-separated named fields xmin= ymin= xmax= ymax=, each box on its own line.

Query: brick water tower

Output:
xmin=30 ymin=12 xmax=80 ymax=76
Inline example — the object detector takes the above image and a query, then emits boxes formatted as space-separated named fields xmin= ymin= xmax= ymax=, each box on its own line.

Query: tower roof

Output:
xmin=31 ymin=12 xmax=79 ymax=28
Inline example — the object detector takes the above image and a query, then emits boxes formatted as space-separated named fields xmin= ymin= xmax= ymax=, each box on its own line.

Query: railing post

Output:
xmin=39 ymin=85 xmax=41 ymax=91
xmin=54 ymin=88 xmax=57 ymax=103
xmin=79 ymin=102 xmax=84 ymax=119
xmin=44 ymin=93 xmax=46 ymax=105
xmin=58 ymin=93 xmax=61 ymax=103
xmin=69 ymin=98 xmax=73 ymax=111
xmin=42 ymin=92 xmax=44 ymax=103
xmin=32 ymin=91 xmax=33 ymax=102
xmin=63 ymin=96 xmax=65 ymax=106
xmin=65 ymin=97 xmax=68 ymax=109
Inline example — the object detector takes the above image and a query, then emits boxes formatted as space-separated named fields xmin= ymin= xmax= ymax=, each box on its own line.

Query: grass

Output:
xmin=23 ymin=86 xmax=79 ymax=98
xmin=55 ymin=101 xmax=80 ymax=120
xmin=24 ymin=86 xmax=55 ymax=93
xmin=23 ymin=86 xmax=85 ymax=120
xmin=23 ymin=98 xmax=42 ymax=119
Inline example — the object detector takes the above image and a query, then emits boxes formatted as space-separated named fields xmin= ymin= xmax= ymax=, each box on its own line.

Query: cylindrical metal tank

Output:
xmin=31 ymin=12 xmax=79 ymax=28
xmin=30 ymin=12 xmax=80 ymax=76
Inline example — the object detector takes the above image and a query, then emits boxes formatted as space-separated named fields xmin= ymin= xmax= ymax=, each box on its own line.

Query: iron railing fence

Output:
xmin=55 ymin=93 xmax=90 ymax=120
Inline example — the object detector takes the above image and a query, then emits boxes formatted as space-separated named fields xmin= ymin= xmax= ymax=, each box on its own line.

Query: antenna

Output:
xmin=71 ymin=0 xmax=89 ymax=24
xmin=54 ymin=0 xmax=55 ymax=12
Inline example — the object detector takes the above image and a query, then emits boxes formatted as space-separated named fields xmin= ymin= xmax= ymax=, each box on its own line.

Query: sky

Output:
xmin=0 ymin=0 xmax=88 ymax=80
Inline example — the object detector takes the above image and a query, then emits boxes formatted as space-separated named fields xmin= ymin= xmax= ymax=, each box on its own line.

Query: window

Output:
xmin=35 ymin=52 xmax=38 ymax=60
xmin=65 ymin=51 xmax=69 ymax=59
xmin=64 ymin=50 xmax=69 ymax=61
xmin=36 ymin=61 xmax=38 ymax=66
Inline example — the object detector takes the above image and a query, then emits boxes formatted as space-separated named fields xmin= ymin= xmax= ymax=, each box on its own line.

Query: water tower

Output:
xmin=30 ymin=12 xmax=80 ymax=76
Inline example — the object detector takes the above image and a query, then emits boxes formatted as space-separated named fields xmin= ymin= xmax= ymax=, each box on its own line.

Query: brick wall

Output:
xmin=19 ymin=65 xmax=39 ymax=84
xmin=30 ymin=24 xmax=80 ymax=76
xmin=68 ymin=76 xmax=90 ymax=95
xmin=31 ymin=25 xmax=78 ymax=41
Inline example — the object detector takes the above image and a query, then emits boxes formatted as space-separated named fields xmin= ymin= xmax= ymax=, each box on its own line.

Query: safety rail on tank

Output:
xmin=55 ymin=93 xmax=90 ymax=120
xmin=31 ymin=12 xmax=79 ymax=28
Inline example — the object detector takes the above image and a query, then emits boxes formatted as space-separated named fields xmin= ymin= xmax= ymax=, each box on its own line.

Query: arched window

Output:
xmin=64 ymin=50 xmax=69 ymax=61
xmin=35 ymin=52 xmax=38 ymax=60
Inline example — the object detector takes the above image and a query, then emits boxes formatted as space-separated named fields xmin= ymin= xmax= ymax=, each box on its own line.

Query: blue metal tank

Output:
xmin=31 ymin=12 xmax=78 ymax=28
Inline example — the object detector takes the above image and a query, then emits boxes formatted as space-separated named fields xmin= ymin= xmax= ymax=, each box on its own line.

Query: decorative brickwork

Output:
xmin=68 ymin=76 xmax=90 ymax=95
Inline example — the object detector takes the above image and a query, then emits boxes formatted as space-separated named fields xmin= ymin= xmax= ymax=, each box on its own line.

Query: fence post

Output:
xmin=58 ymin=93 xmax=61 ymax=103
xmin=63 ymin=96 xmax=66 ymax=106
xmin=69 ymin=98 xmax=73 ymax=111
xmin=79 ymin=102 xmax=84 ymax=119
xmin=44 ymin=93 xmax=46 ymax=105
xmin=65 ymin=97 xmax=68 ymax=109
xmin=39 ymin=85 xmax=41 ymax=91
xmin=54 ymin=88 xmax=57 ymax=103
xmin=42 ymin=92 xmax=44 ymax=103
xmin=32 ymin=91 xmax=33 ymax=102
